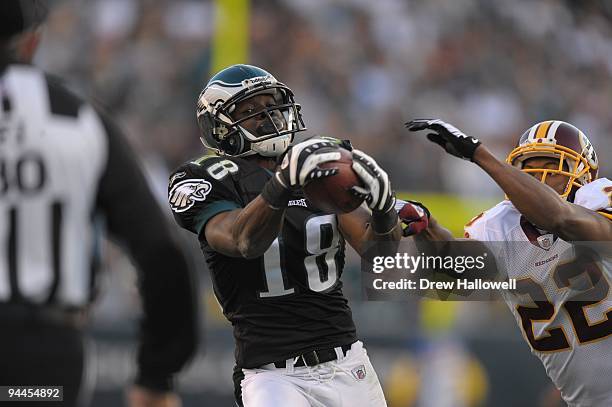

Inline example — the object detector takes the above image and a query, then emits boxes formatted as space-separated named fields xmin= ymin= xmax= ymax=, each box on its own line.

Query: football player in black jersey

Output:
xmin=169 ymin=64 xmax=401 ymax=407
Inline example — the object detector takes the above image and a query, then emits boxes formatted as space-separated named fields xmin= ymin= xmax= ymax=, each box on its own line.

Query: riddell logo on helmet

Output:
xmin=242 ymin=76 xmax=274 ymax=88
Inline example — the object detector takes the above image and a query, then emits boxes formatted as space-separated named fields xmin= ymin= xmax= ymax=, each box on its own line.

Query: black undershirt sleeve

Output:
xmin=95 ymin=111 xmax=198 ymax=392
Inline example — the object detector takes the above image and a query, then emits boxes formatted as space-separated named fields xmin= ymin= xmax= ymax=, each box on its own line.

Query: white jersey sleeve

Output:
xmin=463 ymin=201 xmax=520 ymax=263
xmin=463 ymin=201 xmax=515 ymax=241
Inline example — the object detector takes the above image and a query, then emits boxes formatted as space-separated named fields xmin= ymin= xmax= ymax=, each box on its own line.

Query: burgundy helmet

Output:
xmin=507 ymin=120 xmax=599 ymax=198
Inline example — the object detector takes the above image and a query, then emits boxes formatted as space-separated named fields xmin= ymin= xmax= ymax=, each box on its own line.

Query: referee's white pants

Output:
xmin=240 ymin=341 xmax=387 ymax=407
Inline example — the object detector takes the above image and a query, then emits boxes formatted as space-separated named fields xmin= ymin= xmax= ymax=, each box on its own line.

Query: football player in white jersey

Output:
xmin=404 ymin=119 xmax=612 ymax=407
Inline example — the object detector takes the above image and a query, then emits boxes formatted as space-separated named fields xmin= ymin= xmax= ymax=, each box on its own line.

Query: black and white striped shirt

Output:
xmin=0 ymin=61 xmax=197 ymax=390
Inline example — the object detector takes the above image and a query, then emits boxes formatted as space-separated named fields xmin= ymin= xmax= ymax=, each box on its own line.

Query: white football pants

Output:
xmin=239 ymin=341 xmax=387 ymax=407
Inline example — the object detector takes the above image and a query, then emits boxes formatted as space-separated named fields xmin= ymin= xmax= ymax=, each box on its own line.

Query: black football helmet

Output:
xmin=196 ymin=64 xmax=306 ymax=157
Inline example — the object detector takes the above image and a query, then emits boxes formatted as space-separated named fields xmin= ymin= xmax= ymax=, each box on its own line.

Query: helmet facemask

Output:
xmin=508 ymin=144 xmax=592 ymax=199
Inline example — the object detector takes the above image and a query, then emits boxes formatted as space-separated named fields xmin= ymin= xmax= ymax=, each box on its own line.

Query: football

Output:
xmin=303 ymin=147 xmax=365 ymax=213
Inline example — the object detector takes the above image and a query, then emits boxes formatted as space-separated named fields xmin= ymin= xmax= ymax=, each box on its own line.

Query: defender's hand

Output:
xmin=398 ymin=200 xmax=430 ymax=236
xmin=276 ymin=138 xmax=341 ymax=189
xmin=350 ymin=149 xmax=395 ymax=213
xmin=406 ymin=119 xmax=481 ymax=161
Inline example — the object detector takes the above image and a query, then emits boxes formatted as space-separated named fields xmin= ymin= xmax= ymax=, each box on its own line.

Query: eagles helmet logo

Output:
xmin=169 ymin=179 xmax=212 ymax=213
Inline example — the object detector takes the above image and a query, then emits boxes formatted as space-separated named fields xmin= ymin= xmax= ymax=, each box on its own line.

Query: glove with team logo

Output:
xmin=405 ymin=119 xmax=482 ymax=162
xmin=398 ymin=200 xmax=430 ymax=237
xmin=261 ymin=138 xmax=341 ymax=209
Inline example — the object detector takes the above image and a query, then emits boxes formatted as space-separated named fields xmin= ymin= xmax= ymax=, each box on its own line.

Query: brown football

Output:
xmin=303 ymin=147 xmax=365 ymax=213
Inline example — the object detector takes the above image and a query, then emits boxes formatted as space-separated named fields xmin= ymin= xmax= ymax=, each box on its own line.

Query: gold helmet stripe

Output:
xmin=535 ymin=120 xmax=553 ymax=139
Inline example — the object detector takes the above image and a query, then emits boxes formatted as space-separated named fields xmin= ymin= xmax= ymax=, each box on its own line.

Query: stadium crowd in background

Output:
xmin=28 ymin=1 xmax=612 ymax=405
xmin=38 ymin=0 xmax=612 ymax=199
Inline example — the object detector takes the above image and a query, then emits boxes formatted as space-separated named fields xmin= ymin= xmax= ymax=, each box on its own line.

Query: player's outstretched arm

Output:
xmin=407 ymin=119 xmax=612 ymax=241
xmin=413 ymin=215 xmax=455 ymax=242
xmin=473 ymin=146 xmax=612 ymax=241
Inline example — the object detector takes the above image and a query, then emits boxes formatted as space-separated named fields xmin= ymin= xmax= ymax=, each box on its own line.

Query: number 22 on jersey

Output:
xmin=515 ymin=252 xmax=612 ymax=352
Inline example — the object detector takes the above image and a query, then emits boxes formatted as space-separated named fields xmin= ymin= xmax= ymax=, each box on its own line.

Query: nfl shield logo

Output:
xmin=537 ymin=234 xmax=553 ymax=250
xmin=351 ymin=365 xmax=367 ymax=381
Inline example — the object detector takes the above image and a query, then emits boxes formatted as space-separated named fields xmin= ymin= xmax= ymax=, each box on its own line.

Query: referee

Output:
xmin=0 ymin=2 xmax=197 ymax=406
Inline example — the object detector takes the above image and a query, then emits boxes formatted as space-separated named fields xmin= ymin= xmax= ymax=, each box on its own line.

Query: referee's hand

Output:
xmin=127 ymin=386 xmax=181 ymax=407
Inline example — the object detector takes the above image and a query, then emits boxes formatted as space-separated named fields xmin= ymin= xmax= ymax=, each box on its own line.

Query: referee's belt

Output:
xmin=273 ymin=343 xmax=353 ymax=368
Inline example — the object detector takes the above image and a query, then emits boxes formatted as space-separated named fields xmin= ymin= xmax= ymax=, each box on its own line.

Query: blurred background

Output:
xmin=34 ymin=0 xmax=612 ymax=405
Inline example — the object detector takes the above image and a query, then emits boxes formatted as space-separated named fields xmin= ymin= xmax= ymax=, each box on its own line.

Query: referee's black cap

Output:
xmin=0 ymin=0 xmax=49 ymax=39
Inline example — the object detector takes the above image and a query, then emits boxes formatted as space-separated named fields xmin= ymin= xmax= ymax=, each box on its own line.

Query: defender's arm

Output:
xmin=407 ymin=119 xmax=612 ymax=242
xmin=338 ymin=204 xmax=402 ymax=258
xmin=414 ymin=215 xmax=455 ymax=242
xmin=473 ymin=146 xmax=612 ymax=241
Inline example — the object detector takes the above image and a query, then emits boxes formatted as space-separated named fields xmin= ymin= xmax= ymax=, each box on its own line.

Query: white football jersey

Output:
xmin=465 ymin=179 xmax=612 ymax=407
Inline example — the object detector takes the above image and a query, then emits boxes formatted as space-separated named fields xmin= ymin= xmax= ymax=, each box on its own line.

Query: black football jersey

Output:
xmin=169 ymin=155 xmax=357 ymax=368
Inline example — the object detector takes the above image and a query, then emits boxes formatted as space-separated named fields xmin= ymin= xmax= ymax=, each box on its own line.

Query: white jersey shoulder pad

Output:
xmin=464 ymin=200 xmax=520 ymax=242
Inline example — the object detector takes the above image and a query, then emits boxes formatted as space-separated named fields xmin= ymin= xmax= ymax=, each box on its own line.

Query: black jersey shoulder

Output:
xmin=169 ymin=155 xmax=244 ymax=202
xmin=169 ymin=155 xmax=252 ymax=236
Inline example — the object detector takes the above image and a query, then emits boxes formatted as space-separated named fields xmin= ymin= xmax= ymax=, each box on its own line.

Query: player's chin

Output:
xmin=543 ymin=179 xmax=569 ymax=195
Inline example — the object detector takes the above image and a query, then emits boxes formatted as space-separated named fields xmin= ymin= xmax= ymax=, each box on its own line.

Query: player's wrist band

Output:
xmin=371 ymin=200 xmax=399 ymax=235
xmin=373 ymin=222 xmax=400 ymax=236
xmin=261 ymin=174 xmax=292 ymax=210
xmin=465 ymin=140 xmax=482 ymax=162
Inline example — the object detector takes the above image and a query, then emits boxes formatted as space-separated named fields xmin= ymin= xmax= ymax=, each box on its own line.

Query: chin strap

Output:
xmin=250 ymin=135 xmax=292 ymax=157
xmin=598 ymin=210 xmax=612 ymax=221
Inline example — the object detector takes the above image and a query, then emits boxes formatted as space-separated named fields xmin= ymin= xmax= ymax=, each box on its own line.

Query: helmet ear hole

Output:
xmin=221 ymin=132 xmax=246 ymax=156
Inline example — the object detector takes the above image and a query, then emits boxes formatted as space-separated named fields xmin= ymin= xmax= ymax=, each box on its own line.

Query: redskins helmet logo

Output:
xmin=579 ymin=132 xmax=598 ymax=169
